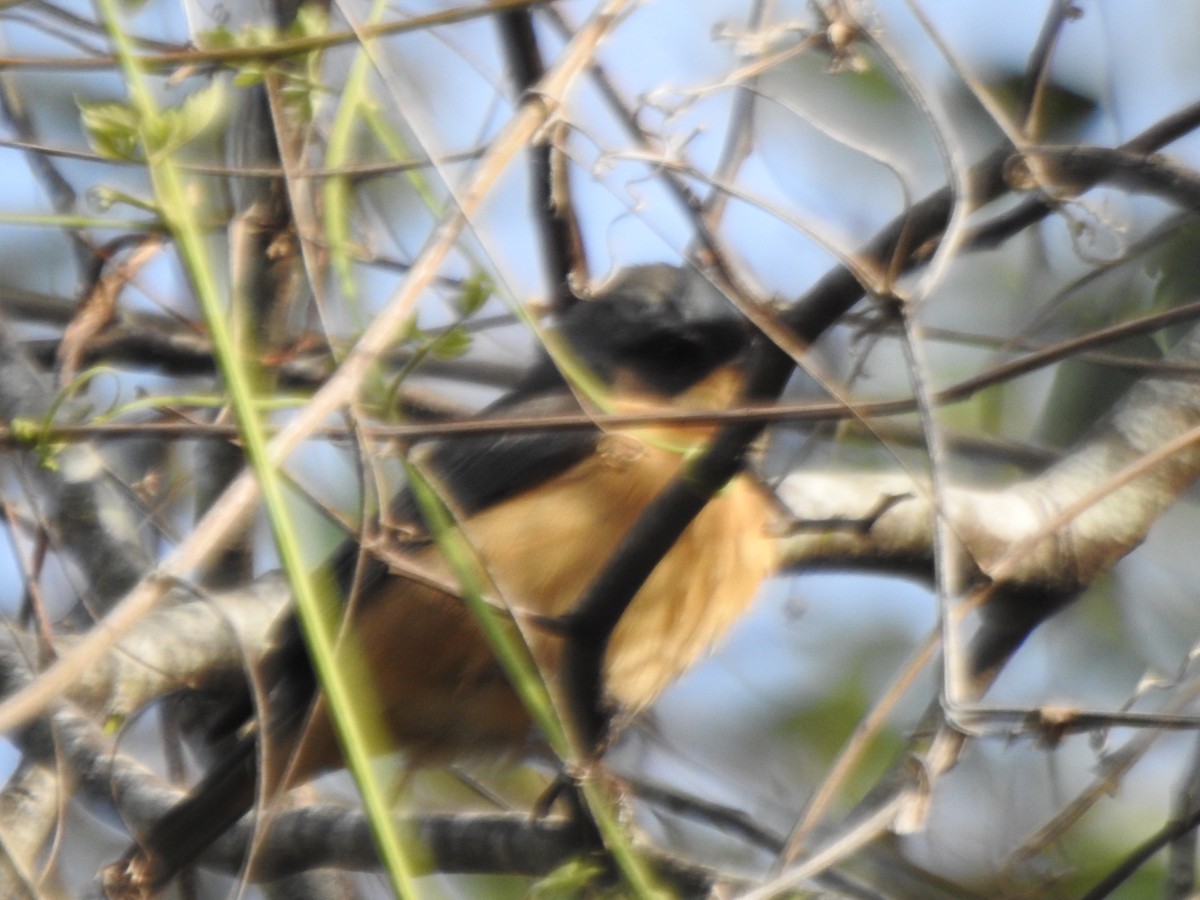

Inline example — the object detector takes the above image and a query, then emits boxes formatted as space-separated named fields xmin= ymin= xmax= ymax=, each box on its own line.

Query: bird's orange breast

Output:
xmin=462 ymin=431 xmax=776 ymax=711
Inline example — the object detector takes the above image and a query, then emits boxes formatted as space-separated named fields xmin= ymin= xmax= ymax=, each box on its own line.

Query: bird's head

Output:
xmin=553 ymin=264 xmax=751 ymax=400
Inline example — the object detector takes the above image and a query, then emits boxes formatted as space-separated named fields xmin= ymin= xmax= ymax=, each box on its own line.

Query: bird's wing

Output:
xmin=398 ymin=386 xmax=601 ymax=521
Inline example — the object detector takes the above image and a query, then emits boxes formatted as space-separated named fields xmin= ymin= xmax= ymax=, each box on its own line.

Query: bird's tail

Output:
xmin=103 ymin=732 xmax=259 ymax=897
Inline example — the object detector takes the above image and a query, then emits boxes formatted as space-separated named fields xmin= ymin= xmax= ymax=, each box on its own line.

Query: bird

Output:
xmin=107 ymin=263 xmax=780 ymax=894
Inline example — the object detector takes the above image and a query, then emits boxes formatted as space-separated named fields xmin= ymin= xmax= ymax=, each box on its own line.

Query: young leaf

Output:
xmin=78 ymin=99 xmax=141 ymax=161
xmin=456 ymin=272 xmax=494 ymax=317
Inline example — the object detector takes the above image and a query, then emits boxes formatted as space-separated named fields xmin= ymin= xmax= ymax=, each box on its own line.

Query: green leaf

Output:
xmin=528 ymin=859 xmax=605 ymax=898
xmin=195 ymin=24 xmax=237 ymax=51
xmin=149 ymin=81 xmax=227 ymax=157
xmin=456 ymin=272 xmax=494 ymax=317
xmin=78 ymin=99 xmax=141 ymax=161
xmin=289 ymin=2 xmax=329 ymax=40
xmin=8 ymin=418 xmax=41 ymax=447
xmin=196 ymin=4 xmax=328 ymax=114
xmin=428 ymin=325 xmax=472 ymax=360
xmin=79 ymin=83 xmax=227 ymax=162
xmin=232 ymin=66 xmax=266 ymax=88
xmin=395 ymin=314 xmax=419 ymax=346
